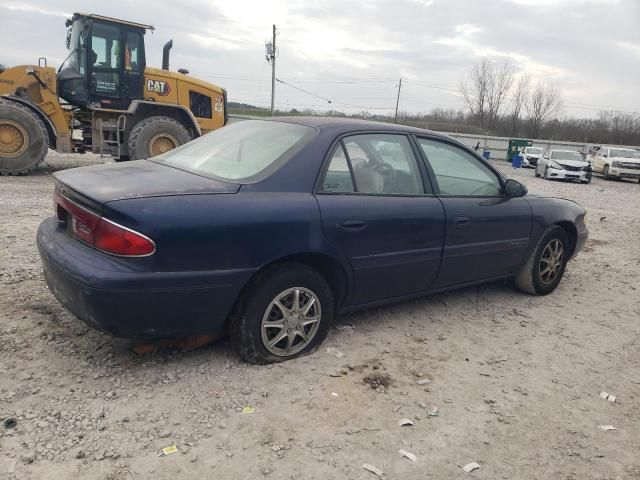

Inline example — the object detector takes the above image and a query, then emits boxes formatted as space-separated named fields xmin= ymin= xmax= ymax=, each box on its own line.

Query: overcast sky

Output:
xmin=1 ymin=0 xmax=638 ymax=117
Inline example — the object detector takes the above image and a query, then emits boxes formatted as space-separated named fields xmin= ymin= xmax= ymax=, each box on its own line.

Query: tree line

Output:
xmin=229 ymin=60 xmax=640 ymax=147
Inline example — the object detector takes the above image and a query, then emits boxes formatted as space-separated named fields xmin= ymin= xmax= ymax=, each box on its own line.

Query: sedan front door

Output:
xmin=416 ymin=137 xmax=532 ymax=288
xmin=316 ymin=133 xmax=445 ymax=307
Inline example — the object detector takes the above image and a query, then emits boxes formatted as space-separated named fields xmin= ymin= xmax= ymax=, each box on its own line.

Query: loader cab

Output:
xmin=58 ymin=13 xmax=150 ymax=109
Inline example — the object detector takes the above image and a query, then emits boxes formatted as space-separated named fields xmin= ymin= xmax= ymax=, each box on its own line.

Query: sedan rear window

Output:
xmin=154 ymin=120 xmax=314 ymax=182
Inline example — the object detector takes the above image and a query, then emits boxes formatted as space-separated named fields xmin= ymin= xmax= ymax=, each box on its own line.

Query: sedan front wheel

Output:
xmin=514 ymin=226 xmax=569 ymax=295
xmin=231 ymin=263 xmax=334 ymax=364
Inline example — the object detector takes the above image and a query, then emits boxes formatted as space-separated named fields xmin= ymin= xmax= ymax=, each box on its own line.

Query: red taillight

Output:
xmin=54 ymin=191 xmax=155 ymax=257
xmin=94 ymin=218 xmax=156 ymax=256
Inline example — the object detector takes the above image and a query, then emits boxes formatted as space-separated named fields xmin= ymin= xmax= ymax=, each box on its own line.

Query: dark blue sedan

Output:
xmin=37 ymin=117 xmax=588 ymax=363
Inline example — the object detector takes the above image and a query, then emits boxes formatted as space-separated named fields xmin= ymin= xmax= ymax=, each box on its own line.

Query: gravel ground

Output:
xmin=1 ymin=152 xmax=639 ymax=480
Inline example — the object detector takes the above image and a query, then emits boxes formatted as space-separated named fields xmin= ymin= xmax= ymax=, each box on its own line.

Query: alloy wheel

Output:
xmin=261 ymin=287 xmax=322 ymax=357
xmin=539 ymin=239 xmax=564 ymax=285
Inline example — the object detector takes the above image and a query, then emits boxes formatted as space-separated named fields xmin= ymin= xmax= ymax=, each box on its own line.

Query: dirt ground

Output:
xmin=1 ymin=152 xmax=639 ymax=480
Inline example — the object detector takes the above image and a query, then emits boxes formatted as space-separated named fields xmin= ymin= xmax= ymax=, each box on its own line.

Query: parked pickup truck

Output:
xmin=590 ymin=146 xmax=640 ymax=182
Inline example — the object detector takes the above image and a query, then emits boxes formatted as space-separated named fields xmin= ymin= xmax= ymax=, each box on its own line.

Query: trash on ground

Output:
xmin=2 ymin=417 xmax=17 ymax=430
xmin=399 ymin=449 xmax=417 ymax=462
xmin=428 ymin=407 xmax=440 ymax=417
xmin=362 ymin=463 xmax=384 ymax=478
xmin=462 ymin=462 xmax=481 ymax=473
xmin=242 ymin=406 xmax=256 ymax=414
xmin=326 ymin=347 xmax=344 ymax=358
xmin=416 ymin=378 xmax=431 ymax=385
xmin=398 ymin=418 xmax=415 ymax=427
xmin=157 ymin=445 xmax=178 ymax=457
xmin=331 ymin=392 xmax=339 ymax=397
xmin=599 ymin=391 xmax=616 ymax=402
xmin=598 ymin=425 xmax=616 ymax=431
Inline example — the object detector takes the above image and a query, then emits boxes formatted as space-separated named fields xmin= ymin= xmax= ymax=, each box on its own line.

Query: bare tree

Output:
xmin=525 ymin=81 xmax=562 ymax=138
xmin=460 ymin=59 xmax=514 ymax=130
xmin=460 ymin=59 xmax=490 ymax=129
xmin=486 ymin=62 xmax=514 ymax=128
xmin=509 ymin=73 xmax=531 ymax=136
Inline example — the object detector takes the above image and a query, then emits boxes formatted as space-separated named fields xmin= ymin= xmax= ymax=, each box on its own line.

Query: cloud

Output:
xmin=0 ymin=0 xmax=638 ymax=115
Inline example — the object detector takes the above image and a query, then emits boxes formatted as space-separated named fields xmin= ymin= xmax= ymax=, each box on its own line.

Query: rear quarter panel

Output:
xmin=103 ymin=192 xmax=343 ymax=274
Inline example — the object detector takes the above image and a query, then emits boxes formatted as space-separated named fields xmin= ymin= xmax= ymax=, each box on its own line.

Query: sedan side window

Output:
xmin=322 ymin=144 xmax=355 ymax=193
xmin=418 ymin=138 xmax=502 ymax=196
xmin=343 ymin=134 xmax=424 ymax=195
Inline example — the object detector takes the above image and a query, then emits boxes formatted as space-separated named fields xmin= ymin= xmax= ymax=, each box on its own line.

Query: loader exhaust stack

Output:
xmin=162 ymin=40 xmax=173 ymax=70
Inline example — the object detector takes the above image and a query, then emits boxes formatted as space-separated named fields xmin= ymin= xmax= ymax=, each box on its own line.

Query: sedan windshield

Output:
xmin=551 ymin=151 xmax=583 ymax=161
xmin=610 ymin=148 xmax=640 ymax=159
xmin=526 ymin=147 xmax=543 ymax=155
xmin=155 ymin=120 xmax=315 ymax=182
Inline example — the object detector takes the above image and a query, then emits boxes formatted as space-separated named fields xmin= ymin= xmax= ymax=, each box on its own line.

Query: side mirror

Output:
xmin=505 ymin=178 xmax=527 ymax=197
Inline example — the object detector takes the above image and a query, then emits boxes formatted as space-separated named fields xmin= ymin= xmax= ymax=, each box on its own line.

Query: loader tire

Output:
xmin=127 ymin=116 xmax=191 ymax=160
xmin=0 ymin=99 xmax=49 ymax=175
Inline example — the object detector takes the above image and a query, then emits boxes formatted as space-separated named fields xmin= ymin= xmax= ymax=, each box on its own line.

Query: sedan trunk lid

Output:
xmin=54 ymin=160 xmax=239 ymax=206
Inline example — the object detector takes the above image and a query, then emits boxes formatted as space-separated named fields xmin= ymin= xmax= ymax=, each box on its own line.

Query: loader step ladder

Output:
xmin=95 ymin=115 xmax=126 ymax=159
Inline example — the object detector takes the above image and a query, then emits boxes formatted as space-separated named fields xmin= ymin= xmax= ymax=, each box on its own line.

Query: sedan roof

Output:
xmin=264 ymin=116 xmax=448 ymax=137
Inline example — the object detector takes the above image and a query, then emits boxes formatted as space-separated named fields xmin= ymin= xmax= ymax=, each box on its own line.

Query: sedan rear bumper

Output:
xmin=37 ymin=217 xmax=254 ymax=338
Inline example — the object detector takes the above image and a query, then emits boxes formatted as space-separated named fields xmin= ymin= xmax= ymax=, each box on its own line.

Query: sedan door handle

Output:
xmin=452 ymin=215 xmax=471 ymax=225
xmin=339 ymin=219 xmax=367 ymax=231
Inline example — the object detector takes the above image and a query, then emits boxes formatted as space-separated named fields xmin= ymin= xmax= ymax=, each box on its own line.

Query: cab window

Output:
xmin=125 ymin=32 xmax=141 ymax=72
xmin=190 ymin=92 xmax=212 ymax=119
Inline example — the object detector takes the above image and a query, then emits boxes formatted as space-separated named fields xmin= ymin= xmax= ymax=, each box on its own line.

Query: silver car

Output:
xmin=535 ymin=150 xmax=591 ymax=184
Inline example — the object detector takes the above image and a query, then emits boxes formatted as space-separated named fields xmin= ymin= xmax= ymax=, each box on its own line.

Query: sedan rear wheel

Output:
xmin=261 ymin=287 xmax=322 ymax=357
xmin=231 ymin=263 xmax=334 ymax=364
xmin=514 ymin=226 xmax=569 ymax=295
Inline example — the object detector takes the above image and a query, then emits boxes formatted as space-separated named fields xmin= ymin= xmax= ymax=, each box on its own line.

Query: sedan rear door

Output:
xmin=315 ymin=133 xmax=445 ymax=307
xmin=415 ymin=137 xmax=532 ymax=288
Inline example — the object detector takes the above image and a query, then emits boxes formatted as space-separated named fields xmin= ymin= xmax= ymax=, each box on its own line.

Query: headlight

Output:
xmin=611 ymin=160 xmax=620 ymax=167
xmin=548 ymin=161 xmax=563 ymax=170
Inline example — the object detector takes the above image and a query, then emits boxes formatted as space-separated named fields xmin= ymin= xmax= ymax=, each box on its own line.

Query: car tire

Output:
xmin=127 ymin=116 xmax=191 ymax=160
xmin=514 ymin=226 xmax=569 ymax=296
xmin=0 ymin=98 xmax=49 ymax=175
xmin=603 ymin=165 xmax=610 ymax=180
xmin=231 ymin=263 xmax=334 ymax=364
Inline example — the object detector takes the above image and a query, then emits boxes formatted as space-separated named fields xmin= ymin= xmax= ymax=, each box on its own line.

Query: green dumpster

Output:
xmin=506 ymin=139 xmax=533 ymax=162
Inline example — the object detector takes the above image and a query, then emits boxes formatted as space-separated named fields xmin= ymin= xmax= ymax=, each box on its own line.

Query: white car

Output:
xmin=591 ymin=146 xmax=640 ymax=182
xmin=521 ymin=146 xmax=544 ymax=168
xmin=535 ymin=150 xmax=591 ymax=183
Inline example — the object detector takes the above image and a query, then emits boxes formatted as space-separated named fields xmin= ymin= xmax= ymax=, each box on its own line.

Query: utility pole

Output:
xmin=270 ymin=25 xmax=277 ymax=115
xmin=394 ymin=78 xmax=402 ymax=123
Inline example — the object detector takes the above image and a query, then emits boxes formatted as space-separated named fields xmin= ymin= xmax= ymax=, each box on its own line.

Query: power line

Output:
xmin=275 ymin=78 xmax=394 ymax=110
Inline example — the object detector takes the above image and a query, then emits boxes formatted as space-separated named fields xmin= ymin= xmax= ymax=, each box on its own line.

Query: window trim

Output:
xmin=414 ymin=134 xmax=508 ymax=198
xmin=314 ymin=131 xmax=435 ymax=197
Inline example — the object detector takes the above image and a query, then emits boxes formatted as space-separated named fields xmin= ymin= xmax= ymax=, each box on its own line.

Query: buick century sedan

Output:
xmin=37 ymin=118 xmax=588 ymax=363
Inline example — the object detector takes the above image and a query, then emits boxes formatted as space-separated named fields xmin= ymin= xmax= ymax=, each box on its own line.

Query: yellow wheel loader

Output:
xmin=0 ymin=12 xmax=227 ymax=175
